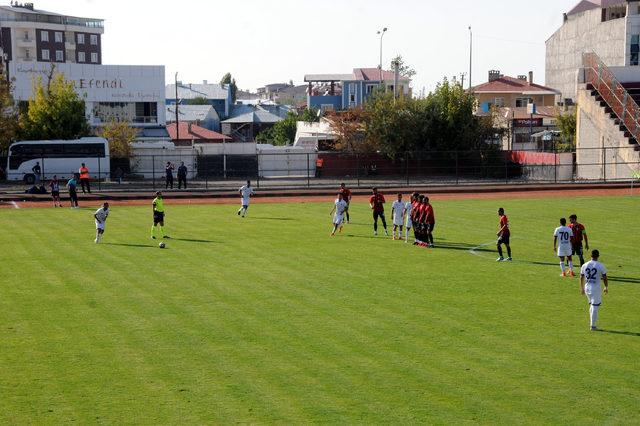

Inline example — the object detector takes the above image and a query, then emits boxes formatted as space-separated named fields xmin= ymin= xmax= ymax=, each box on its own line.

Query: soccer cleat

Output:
xmin=373 ymin=231 xmax=377 ymax=236
xmin=506 ymin=257 xmax=512 ymax=261
xmin=151 ymin=236 xmax=156 ymax=239
xmin=384 ymin=230 xmax=389 ymax=236
xmin=561 ymin=272 xmax=567 ymax=277
xmin=496 ymin=257 xmax=504 ymax=261
xmin=163 ymin=235 xmax=171 ymax=239
xmin=94 ymin=238 xmax=98 ymax=243
xmin=339 ymin=226 xmax=343 ymax=233
xmin=237 ymin=210 xmax=241 ymax=216
xmin=590 ymin=326 xmax=597 ymax=331
xmin=569 ymin=270 xmax=575 ymax=277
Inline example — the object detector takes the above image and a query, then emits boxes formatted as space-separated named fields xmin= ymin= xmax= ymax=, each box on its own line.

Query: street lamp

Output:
xmin=174 ymin=72 xmax=179 ymax=141
xmin=377 ymin=27 xmax=387 ymax=86
xmin=468 ymin=26 xmax=473 ymax=90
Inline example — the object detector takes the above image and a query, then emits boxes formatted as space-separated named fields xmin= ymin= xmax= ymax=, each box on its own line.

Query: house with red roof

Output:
xmin=304 ymin=67 xmax=411 ymax=111
xmin=166 ymin=122 xmax=231 ymax=147
xmin=471 ymin=70 xmax=560 ymax=114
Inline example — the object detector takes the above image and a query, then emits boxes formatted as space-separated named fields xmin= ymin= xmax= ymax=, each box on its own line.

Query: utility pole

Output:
xmin=468 ymin=26 xmax=473 ymax=90
xmin=460 ymin=72 xmax=467 ymax=88
xmin=377 ymin=27 xmax=387 ymax=88
xmin=174 ymin=72 xmax=179 ymax=142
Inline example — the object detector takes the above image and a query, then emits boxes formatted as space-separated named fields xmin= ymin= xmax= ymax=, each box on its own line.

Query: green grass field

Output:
xmin=1 ymin=195 xmax=639 ymax=424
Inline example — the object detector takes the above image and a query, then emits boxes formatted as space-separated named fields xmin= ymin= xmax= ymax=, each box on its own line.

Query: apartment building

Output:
xmin=0 ymin=2 xmax=103 ymax=65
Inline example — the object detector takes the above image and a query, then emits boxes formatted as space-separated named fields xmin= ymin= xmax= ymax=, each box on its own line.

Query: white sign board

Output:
xmin=9 ymin=62 xmax=165 ymax=103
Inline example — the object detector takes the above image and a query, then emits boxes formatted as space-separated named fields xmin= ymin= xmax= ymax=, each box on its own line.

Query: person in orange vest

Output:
xmin=79 ymin=163 xmax=91 ymax=193
xmin=315 ymin=157 xmax=324 ymax=177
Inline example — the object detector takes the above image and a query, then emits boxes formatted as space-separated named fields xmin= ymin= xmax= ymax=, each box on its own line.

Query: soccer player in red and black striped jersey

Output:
xmin=496 ymin=207 xmax=512 ymax=261
xmin=339 ymin=183 xmax=352 ymax=223
xmin=369 ymin=187 xmax=388 ymax=236
xmin=423 ymin=196 xmax=435 ymax=247
xmin=569 ymin=214 xmax=589 ymax=266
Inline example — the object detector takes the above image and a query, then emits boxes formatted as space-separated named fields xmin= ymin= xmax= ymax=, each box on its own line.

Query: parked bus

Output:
xmin=6 ymin=137 xmax=110 ymax=183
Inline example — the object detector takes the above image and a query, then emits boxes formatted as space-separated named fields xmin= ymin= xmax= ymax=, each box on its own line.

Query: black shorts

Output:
xmin=497 ymin=234 xmax=510 ymax=245
xmin=572 ymin=242 xmax=583 ymax=256
xmin=51 ymin=190 xmax=59 ymax=197
xmin=373 ymin=211 xmax=385 ymax=221
xmin=153 ymin=211 xmax=165 ymax=224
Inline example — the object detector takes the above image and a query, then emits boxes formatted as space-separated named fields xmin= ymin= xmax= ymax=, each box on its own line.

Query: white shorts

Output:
xmin=95 ymin=220 xmax=105 ymax=230
xmin=405 ymin=220 xmax=412 ymax=229
xmin=585 ymin=284 xmax=602 ymax=305
xmin=333 ymin=214 xmax=344 ymax=225
xmin=558 ymin=246 xmax=572 ymax=257
xmin=393 ymin=216 xmax=404 ymax=226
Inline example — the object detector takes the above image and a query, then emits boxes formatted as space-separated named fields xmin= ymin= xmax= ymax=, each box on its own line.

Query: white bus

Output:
xmin=6 ymin=137 xmax=110 ymax=184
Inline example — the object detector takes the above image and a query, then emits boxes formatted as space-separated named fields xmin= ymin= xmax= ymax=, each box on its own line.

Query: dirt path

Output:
xmin=1 ymin=187 xmax=636 ymax=209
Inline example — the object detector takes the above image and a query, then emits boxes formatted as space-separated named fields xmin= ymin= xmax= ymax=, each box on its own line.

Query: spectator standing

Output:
xmin=67 ymin=174 xmax=79 ymax=208
xmin=177 ymin=162 xmax=188 ymax=189
xmin=32 ymin=162 xmax=41 ymax=183
xmin=79 ymin=163 xmax=91 ymax=193
xmin=49 ymin=175 xmax=62 ymax=207
xmin=165 ymin=162 xmax=175 ymax=189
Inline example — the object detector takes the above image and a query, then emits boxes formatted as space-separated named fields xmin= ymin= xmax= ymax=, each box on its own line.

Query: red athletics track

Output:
xmin=0 ymin=186 xmax=636 ymax=209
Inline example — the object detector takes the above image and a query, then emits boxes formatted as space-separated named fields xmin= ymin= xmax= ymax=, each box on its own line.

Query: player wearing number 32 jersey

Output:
xmin=553 ymin=217 xmax=574 ymax=277
xmin=580 ymin=249 xmax=608 ymax=331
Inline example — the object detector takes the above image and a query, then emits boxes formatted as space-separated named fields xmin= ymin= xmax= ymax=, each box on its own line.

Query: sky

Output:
xmin=30 ymin=0 xmax=578 ymax=93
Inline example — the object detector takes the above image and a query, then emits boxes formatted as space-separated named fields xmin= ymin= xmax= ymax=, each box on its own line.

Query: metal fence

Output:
xmin=2 ymin=146 xmax=639 ymax=191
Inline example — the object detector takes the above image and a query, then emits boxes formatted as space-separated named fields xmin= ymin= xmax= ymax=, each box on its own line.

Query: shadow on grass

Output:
xmin=169 ymin=238 xmax=218 ymax=244
xmin=608 ymin=275 xmax=640 ymax=284
xmin=102 ymin=242 xmax=156 ymax=248
xmin=596 ymin=329 xmax=640 ymax=337
xmin=251 ymin=217 xmax=295 ymax=221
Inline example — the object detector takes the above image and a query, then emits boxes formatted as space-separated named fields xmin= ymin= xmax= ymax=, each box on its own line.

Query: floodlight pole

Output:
xmin=175 ymin=72 xmax=180 ymax=141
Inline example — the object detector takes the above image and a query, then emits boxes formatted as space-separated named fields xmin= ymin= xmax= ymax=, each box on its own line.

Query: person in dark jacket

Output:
xmin=177 ymin=162 xmax=188 ymax=189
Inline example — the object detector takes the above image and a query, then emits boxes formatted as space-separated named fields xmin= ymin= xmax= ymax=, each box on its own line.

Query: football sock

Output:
xmin=346 ymin=212 xmax=350 ymax=222
xmin=507 ymin=246 xmax=511 ymax=257
xmin=160 ymin=226 xmax=165 ymax=237
xmin=151 ymin=225 xmax=156 ymax=237
xmin=568 ymin=260 xmax=574 ymax=271
xmin=373 ymin=222 xmax=378 ymax=232
xmin=559 ymin=262 xmax=565 ymax=273
xmin=497 ymin=246 xmax=503 ymax=257
xmin=590 ymin=304 xmax=599 ymax=327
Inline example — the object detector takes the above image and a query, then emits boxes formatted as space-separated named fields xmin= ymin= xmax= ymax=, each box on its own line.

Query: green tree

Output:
xmin=256 ymin=108 xmax=319 ymax=146
xmin=98 ymin=120 xmax=138 ymax=157
xmin=390 ymin=55 xmax=416 ymax=78
xmin=0 ymin=76 xmax=18 ymax=154
xmin=18 ymin=71 xmax=90 ymax=140
xmin=220 ymin=72 xmax=237 ymax=103
xmin=556 ymin=106 xmax=577 ymax=149
xmin=188 ymin=96 xmax=210 ymax=105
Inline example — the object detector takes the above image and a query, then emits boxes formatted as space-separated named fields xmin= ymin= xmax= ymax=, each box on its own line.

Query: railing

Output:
xmin=583 ymin=52 xmax=640 ymax=143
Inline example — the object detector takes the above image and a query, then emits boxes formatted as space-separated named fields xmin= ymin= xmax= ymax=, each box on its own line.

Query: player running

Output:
xmin=580 ymin=249 xmax=608 ymax=331
xmin=49 ymin=175 xmax=62 ymax=207
xmin=496 ymin=207 xmax=512 ymax=261
xmin=569 ymin=214 xmax=589 ymax=266
xmin=339 ymin=183 xmax=352 ymax=223
xmin=238 ymin=180 xmax=254 ymax=217
xmin=329 ymin=192 xmax=349 ymax=236
xmin=151 ymin=191 xmax=169 ymax=239
xmin=391 ymin=193 xmax=405 ymax=240
xmin=94 ymin=202 xmax=109 ymax=243
xmin=369 ymin=187 xmax=388 ymax=236
xmin=553 ymin=217 xmax=574 ymax=277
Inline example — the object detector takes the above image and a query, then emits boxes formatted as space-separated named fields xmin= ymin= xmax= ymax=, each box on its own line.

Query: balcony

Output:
xmin=16 ymin=37 xmax=35 ymax=48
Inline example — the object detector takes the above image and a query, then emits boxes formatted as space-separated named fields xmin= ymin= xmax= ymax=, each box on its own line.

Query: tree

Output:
xmin=327 ymin=108 xmax=374 ymax=153
xmin=0 ymin=76 xmax=18 ymax=154
xmin=18 ymin=70 xmax=90 ymax=140
xmin=390 ymin=55 xmax=416 ymax=78
xmin=188 ymin=96 xmax=210 ymax=105
xmin=256 ymin=108 xmax=319 ymax=146
xmin=556 ymin=106 xmax=577 ymax=149
xmin=220 ymin=72 xmax=237 ymax=103
xmin=98 ymin=120 xmax=138 ymax=157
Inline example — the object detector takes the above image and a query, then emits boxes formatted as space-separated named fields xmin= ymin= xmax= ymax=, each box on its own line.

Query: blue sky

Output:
xmin=32 ymin=0 xmax=578 ymax=92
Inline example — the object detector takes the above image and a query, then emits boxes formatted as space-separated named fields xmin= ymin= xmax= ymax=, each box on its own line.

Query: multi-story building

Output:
xmin=0 ymin=2 xmax=103 ymax=66
xmin=165 ymin=81 xmax=232 ymax=120
xmin=304 ymin=68 xmax=411 ymax=112
xmin=471 ymin=70 xmax=559 ymax=113
xmin=546 ymin=0 xmax=640 ymax=103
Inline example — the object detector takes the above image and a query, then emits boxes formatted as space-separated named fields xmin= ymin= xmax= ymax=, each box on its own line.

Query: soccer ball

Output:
xmin=159 ymin=242 xmax=166 ymax=249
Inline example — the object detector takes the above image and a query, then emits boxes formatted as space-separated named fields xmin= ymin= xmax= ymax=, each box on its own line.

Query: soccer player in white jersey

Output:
xmin=329 ymin=193 xmax=348 ymax=236
xmin=94 ymin=202 xmax=109 ymax=243
xmin=237 ymin=180 xmax=255 ymax=217
xmin=580 ymin=249 xmax=608 ymax=331
xmin=553 ymin=217 xmax=574 ymax=277
xmin=404 ymin=192 xmax=417 ymax=243
xmin=390 ymin=193 xmax=405 ymax=240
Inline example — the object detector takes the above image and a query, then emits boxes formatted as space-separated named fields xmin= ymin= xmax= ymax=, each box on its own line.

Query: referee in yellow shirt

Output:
xmin=151 ymin=191 xmax=169 ymax=239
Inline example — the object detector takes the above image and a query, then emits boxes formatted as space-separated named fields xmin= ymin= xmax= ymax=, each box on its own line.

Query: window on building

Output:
xmin=90 ymin=34 xmax=98 ymax=45
xmin=54 ymin=32 xmax=63 ymax=43
xmin=77 ymin=33 xmax=85 ymax=44
xmin=78 ymin=51 xmax=85 ymax=62
xmin=40 ymin=31 xmax=48 ymax=42
xmin=41 ymin=49 xmax=50 ymax=61
xmin=494 ymin=97 xmax=505 ymax=107
xmin=516 ymin=97 xmax=533 ymax=108
xmin=25 ymin=49 xmax=30 ymax=59
xmin=23 ymin=30 xmax=28 ymax=41
xmin=366 ymin=84 xmax=376 ymax=95
xmin=631 ymin=35 xmax=639 ymax=66
xmin=91 ymin=52 xmax=98 ymax=63
xmin=55 ymin=50 xmax=63 ymax=61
